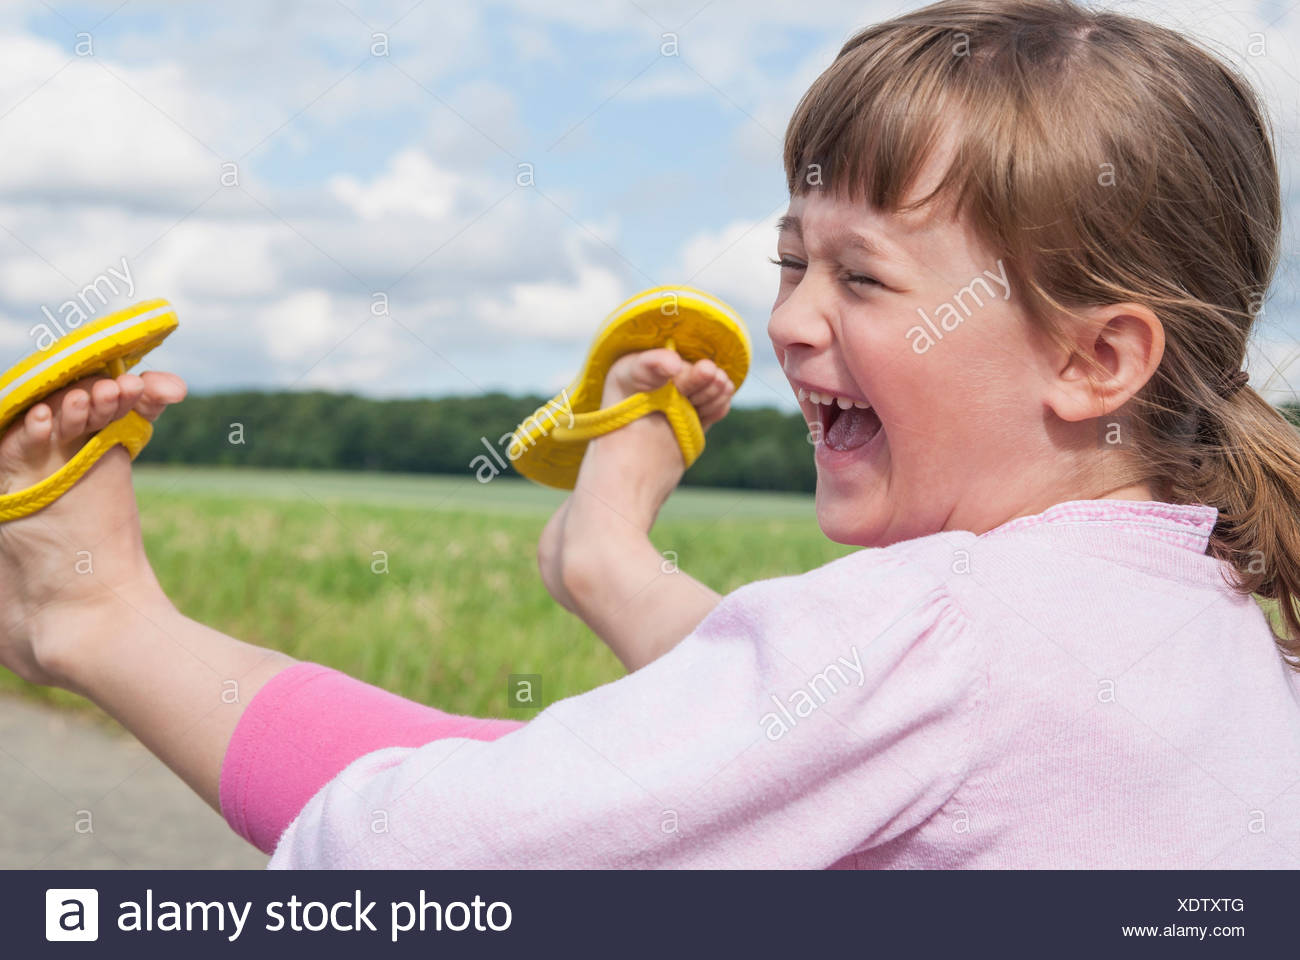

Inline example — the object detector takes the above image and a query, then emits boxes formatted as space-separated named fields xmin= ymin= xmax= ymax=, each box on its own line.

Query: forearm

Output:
xmin=548 ymin=414 xmax=726 ymax=669
xmin=42 ymin=582 xmax=297 ymax=814
xmin=563 ymin=530 xmax=721 ymax=669
xmin=561 ymin=453 xmax=722 ymax=668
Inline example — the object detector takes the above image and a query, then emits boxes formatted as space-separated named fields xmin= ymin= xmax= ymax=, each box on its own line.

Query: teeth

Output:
xmin=798 ymin=386 xmax=872 ymax=410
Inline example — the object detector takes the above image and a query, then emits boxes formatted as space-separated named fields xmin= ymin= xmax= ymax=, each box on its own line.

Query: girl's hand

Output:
xmin=537 ymin=348 xmax=734 ymax=608
xmin=585 ymin=347 xmax=736 ymax=527
xmin=601 ymin=347 xmax=736 ymax=433
xmin=536 ymin=348 xmax=735 ymax=668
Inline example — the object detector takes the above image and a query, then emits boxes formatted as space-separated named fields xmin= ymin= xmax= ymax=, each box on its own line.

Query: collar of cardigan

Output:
xmin=979 ymin=499 xmax=1218 ymax=554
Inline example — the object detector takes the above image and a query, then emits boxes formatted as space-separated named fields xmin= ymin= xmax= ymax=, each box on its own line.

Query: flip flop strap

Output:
xmin=0 ymin=411 xmax=153 ymax=522
xmin=550 ymin=381 xmax=706 ymax=467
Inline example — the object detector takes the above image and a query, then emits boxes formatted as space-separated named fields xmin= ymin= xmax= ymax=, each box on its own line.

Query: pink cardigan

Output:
xmin=219 ymin=499 xmax=1300 ymax=868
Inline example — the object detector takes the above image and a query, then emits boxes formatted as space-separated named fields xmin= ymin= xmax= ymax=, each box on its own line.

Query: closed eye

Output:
xmin=841 ymin=270 xmax=882 ymax=288
xmin=768 ymin=256 xmax=881 ymax=288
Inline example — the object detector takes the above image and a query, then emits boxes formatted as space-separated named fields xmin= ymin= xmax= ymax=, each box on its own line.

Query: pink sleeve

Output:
xmin=219 ymin=661 xmax=525 ymax=854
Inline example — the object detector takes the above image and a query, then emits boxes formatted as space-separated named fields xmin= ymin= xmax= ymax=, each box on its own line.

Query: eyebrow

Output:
xmin=775 ymin=214 xmax=898 ymax=262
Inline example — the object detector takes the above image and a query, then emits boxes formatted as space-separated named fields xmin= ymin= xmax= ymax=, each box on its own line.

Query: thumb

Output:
xmin=626 ymin=348 xmax=684 ymax=389
xmin=642 ymin=348 xmax=684 ymax=382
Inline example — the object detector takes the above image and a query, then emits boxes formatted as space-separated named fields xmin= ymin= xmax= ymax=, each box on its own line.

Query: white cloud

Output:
xmin=134 ymin=218 xmax=279 ymax=300
xmin=473 ymin=259 xmax=627 ymax=341
xmin=0 ymin=35 xmax=217 ymax=208
xmin=329 ymin=148 xmax=462 ymax=221
xmin=677 ymin=211 xmax=781 ymax=324
xmin=260 ymin=289 xmax=350 ymax=362
xmin=507 ymin=21 xmax=561 ymax=63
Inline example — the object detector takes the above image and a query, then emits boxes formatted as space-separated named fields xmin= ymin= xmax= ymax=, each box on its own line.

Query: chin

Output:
xmin=814 ymin=495 xmax=888 ymax=548
xmin=815 ymin=487 xmax=939 ymax=548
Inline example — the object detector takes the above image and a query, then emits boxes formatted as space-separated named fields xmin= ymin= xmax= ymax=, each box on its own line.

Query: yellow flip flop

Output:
xmin=0 ymin=299 xmax=178 ymax=522
xmin=508 ymin=285 xmax=750 ymax=490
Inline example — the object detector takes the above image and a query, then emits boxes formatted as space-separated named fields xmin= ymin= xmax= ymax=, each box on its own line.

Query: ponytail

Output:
xmin=1174 ymin=383 xmax=1300 ymax=666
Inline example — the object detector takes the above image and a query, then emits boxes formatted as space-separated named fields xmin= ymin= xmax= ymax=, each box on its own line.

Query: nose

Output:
xmin=767 ymin=274 xmax=834 ymax=364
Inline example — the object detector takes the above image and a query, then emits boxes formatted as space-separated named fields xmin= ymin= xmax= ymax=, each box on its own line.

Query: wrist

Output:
xmin=35 ymin=580 xmax=180 ymax=695
xmin=572 ymin=440 xmax=680 ymax=534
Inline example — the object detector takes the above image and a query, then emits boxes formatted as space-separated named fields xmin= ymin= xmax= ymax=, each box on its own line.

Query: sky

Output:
xmin=0 ymin=0 xmax=1297 ymax=410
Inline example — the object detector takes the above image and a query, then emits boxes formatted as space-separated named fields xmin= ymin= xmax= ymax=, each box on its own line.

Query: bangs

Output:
xmin=782 ymin=26 xmax=988 ymax=219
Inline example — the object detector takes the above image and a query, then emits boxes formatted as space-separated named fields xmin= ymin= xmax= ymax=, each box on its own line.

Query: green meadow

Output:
xmin=3 ymin=466 xmax=854 ymax=718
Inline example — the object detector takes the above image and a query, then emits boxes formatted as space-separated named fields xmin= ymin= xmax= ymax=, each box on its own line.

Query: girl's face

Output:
xmin=769 ymin=187 xmax=1061 ymax=546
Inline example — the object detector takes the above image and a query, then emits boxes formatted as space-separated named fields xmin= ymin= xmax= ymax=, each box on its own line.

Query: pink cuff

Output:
xmin=219 ymin=662 xmax=525 ymax=854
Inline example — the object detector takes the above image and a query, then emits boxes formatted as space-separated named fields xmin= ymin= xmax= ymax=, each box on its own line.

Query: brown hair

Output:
xmin=782 ymin=0 xmax=1300 ymax=664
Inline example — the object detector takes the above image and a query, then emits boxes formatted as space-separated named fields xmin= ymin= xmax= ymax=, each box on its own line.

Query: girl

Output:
xmin=2 ymin=0 xmax=1299 ymax=868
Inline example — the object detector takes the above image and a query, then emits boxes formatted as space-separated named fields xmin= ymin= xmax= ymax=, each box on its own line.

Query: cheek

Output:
xmin=897 ymin=325 xmax=1039 ymax=454
xmin=839 ymin=304 xmax=1035 ymax=445
xmin=840 ymin=315 xmax=913 ymax=391
xmin=842 ymin=320 xmax=958 ymax=426
xmin=854 ymin=328 xmax=1004 ymax=454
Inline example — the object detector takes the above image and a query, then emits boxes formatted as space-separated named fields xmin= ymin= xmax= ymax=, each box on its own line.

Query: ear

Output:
xmin=1043 ymin=303 xmax=1165 ymax=422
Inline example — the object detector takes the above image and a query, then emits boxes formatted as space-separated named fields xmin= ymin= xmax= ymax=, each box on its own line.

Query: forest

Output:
xmin=140 ymin=390 xmax=1300 ymax=492
xmin=138 ymin=390 xmax=822 ymax=491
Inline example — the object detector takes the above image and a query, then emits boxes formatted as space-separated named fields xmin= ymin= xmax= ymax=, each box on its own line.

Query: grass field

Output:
xmin=3 ymin=466 xmax=854 ymax=718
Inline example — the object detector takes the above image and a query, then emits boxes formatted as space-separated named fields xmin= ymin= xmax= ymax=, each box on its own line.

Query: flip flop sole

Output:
xmin=0 ymin=300 xmax=178 ymax=429
xmin=0 ymin=299 xmax=178 ymax=521
xmin=509 ymin=286 xmax=750 ymax=489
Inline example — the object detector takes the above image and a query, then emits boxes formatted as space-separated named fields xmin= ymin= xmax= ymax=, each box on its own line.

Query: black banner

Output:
xmin=5 ymin=869 xmax=1288 ymax=956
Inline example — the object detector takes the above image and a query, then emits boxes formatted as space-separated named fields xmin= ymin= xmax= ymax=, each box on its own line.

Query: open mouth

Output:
xmin=800 ymin=388 xmax=883 ymax=452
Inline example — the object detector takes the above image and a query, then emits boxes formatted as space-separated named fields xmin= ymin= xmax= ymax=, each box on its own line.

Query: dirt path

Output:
xmin=0 ymin=694 xmax=267 ymax=869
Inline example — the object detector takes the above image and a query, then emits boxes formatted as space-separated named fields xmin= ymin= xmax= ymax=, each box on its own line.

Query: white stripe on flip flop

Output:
xmin=0 ymin=304 xmax=174 ymax=408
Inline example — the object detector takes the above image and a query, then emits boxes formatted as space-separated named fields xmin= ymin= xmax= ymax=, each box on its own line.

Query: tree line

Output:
xmin=137 ymin=390 xmax=820 ymax=492
xmin=137 ymin=390 xmax=1300 ymax=492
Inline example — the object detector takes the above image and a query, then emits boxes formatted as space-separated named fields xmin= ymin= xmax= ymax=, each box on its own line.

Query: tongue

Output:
xmin=825 ymin=406 xmax=881 ymax=452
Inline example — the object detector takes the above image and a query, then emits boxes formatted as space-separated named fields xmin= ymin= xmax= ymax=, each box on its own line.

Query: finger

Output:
xmin=672 ymin=359 xmax=713 ymax=396
xmin=632 ymin=349 xmax=684 ymax=389
xmin=86 ymin=377 xmax=122 ymax=432
xmin=18 ymin=403 xmax=53 ymax=453
xmin=59 ymin=389 xmax=91 ymax=440
xmin=135 ymin=370 xmax=188 ymax=422
xmin=683 ymin=364 xmax=731 ymax=404
xmin=710 ymin=369 xmax=736 ymax=405
xmin=686 ymin=378 xmax=725 ymax=410
xmin=113 ymin=373 xmax=145 ymax=420
xmin=697 ymin=394 xmax=732 ymax=429
xmin=696 ymin=370 xmax=736 ymax=428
